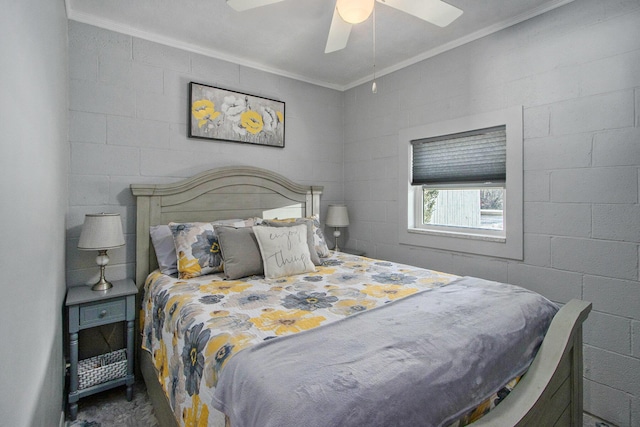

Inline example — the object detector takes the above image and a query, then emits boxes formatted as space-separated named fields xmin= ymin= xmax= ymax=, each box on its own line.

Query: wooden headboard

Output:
xmin=130 ymin=166 xmax=323 ymax=289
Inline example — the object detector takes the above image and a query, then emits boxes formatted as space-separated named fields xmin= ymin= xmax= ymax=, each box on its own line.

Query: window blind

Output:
xmin=411 ymin=125 xmax=506 ymax=186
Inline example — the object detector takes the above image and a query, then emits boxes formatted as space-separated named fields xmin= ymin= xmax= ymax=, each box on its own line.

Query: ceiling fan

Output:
xmin=226 ymin=0 xmax=463 ymax=53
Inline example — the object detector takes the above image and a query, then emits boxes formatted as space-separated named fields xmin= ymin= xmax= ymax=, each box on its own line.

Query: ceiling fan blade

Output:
xmin=325 ymin=6 xmax=353 ymax=53
xmin=377 ymin=0 xmax=462 ymax=27
xmin=226 ymin=0 xmax=285 ymax=12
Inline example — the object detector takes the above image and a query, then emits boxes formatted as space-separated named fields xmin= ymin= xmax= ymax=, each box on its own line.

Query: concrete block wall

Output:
xmin=66 ymin=22 xmax=345 ymax=286
xmin=343 ymin=0 xmax=640 ymax=425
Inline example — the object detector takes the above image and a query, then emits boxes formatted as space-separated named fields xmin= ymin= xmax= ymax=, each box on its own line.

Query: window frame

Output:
xmin=398 ymin=106 xmax=523 ymax=260
xmin=412 ymin=186 xmax=506 ymax=239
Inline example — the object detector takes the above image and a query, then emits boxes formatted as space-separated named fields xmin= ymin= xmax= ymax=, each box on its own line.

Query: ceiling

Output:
xmin=66 ymin=0 xmax=575 ymax=91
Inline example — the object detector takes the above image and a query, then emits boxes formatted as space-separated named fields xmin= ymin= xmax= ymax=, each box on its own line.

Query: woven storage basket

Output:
xmin=78 ymin=349 xmax=127 ymax=390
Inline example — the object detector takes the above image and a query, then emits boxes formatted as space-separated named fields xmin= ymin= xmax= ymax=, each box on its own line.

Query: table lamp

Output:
xmin=78 ymin=213 xmax=125 ymax=291
xmin=325 ymin=204 xmax=349 ymax=252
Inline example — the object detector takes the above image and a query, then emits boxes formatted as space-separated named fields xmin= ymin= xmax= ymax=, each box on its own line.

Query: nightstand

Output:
xmin=65 ymin=278 xmax=137 ymax=420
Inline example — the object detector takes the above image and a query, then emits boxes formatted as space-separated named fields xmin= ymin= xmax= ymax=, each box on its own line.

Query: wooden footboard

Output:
xmin=473 ymin=299 xmax=592 ymax=427
xmin=140 ymin=299 xmax=591 ymax=427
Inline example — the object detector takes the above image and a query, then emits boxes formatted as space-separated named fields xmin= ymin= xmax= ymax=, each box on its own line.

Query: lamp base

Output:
xmin=333 ymin=228 xmax=342 ymax=252
xmin=92 ymin=250 xmax=113 ymax=291
xmin=92 ymin=277 xmax=113 ymax=291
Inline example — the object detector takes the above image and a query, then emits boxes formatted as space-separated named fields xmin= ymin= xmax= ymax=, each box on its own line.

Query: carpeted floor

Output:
xmin=66 ymin=381 xmax=158 ymax=427
xmin=66 ymin=380 xmax=615 ymax=427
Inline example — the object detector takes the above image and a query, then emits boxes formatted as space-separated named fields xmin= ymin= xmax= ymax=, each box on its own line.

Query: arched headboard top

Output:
xmin=130 ymin=166 xmax=323 ymax=289
xmin=131 ymin=165 xmax=319 ymax=197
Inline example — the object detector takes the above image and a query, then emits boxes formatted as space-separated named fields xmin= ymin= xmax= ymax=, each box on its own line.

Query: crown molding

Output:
xmin=65 ymin=0 xmax=575 ymax=92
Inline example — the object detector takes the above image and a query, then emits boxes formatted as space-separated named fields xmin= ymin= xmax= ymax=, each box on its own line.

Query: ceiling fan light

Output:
xmin=336 ymin=0 xmax=374 ymax=24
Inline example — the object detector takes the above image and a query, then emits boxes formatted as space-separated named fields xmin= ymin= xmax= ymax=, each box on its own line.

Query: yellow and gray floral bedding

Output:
xmin=141 ymin=252 xmax=552 ymax=427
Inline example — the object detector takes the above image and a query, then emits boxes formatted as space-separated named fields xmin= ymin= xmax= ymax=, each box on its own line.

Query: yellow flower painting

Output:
xmin=189 ymin=82 xmax=284 ymax=147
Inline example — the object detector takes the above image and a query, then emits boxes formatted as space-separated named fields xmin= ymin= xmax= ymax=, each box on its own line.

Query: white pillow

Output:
xmin=252 ymin=224 xmax=316 ymax=279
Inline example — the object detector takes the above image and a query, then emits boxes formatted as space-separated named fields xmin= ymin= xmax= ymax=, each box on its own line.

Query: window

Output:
xmin=412 ymin=125 xmax=506 ymax=238
xmin=398 ymin=107 xmax=523 ymax=260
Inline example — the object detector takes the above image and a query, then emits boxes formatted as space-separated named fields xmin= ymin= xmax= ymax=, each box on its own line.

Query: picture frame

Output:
xmin=188 ymin=82 xmax=285 ymax=148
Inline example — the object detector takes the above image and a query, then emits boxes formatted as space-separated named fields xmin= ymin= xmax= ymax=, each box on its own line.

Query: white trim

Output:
xmin=398 ymin=106 xmax=523 ymax=260
xmin=65 ymin=0 xmax=575 ymax=92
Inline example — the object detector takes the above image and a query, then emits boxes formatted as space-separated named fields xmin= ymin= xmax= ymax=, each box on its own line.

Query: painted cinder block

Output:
xmin=132 ymin=38 xmax=190 ymax=73
xmin=552 ymin=237 xmax=638 ymax=281
xmin=578 ymin=50 xmax=640 ymax=97
xmin=550 ymin=90 xmax=635 ymax=136
xmin=593 ymin=204 xmax=640 ymax=243
xmin=551 ymin=167 xmax=638 ymax=204
xmin=69 ymin=111 xmax=106 ymax=144
xmin=633 ymin=321 xmax=640 ymax=358
xmin=70 ymin=79 xmax=135 ymax=117
xmin=523 ymin=233 xmax=551 ymax=267
xmin=583 ymin=379 xmax=631 ymax=427
xmin=191 ymin=54 xmax=240 ymax=88
xmin=584 ymin=311 xmax=632 ymax=356
xmin=523 ymin=133 xmax=592 ymax=171
xmin=135 ymin=90 xmax=176 ymax=123
xmin=68 ymin=174 xmax=110 ymax=206
xmin=69 ymin=50 xmax=98 ymax=82
xmin=506 ymin=262 xmax=582 ymax=303
xmin=523 ymin=105 xmax=550 ymax=139
xmin=107 ymin=115 xmax=171 ymax=148
xmin=584 ymin=275 xmax=640 ymax=321
xmin=99 ymin=57 xmax=164 ymax=95
xmin=524 ymin=202 xmax=591 ymax=237
xmin=71 ymin=142 xmax=139 ymax=176
xmin=69 ymin=21 xmax=132 ymax=61
xmin=523 ymin=170 xmax=550 ymax=202
xmin=584 ymin=345 xmax=640 ymax=396
xmin=593 ymin=127 xmax=640 ymax=167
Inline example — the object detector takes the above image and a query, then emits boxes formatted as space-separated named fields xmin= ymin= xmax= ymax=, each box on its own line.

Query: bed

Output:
xmin=131 ymin=165 xmax=591 ymax=427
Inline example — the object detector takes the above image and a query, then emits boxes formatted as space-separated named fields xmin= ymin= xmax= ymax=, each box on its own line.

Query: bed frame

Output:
xmin=130 ymin=165 xmax=591 ymax=427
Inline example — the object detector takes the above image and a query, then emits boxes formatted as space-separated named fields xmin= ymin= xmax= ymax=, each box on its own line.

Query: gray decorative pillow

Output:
xmin=261 ymin=218 xmax=322 ymax=265
xmin=252 ymin=224 xmax=316 ymax=279
xmin=215 ymin=226 xmax=264 ymax=280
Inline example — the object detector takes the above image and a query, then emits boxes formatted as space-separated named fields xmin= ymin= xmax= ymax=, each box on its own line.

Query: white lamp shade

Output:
xmin=326 ymin=205 xmax=350 ymax=227
xmin=78 ymin=213 xmax=125 ymax=250
xmin=336 ymin=0 xmax=374 ymax=24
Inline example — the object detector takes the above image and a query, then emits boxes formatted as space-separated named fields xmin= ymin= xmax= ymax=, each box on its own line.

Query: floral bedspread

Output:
xmin=142 ymin=252 xmax=458 ymax=426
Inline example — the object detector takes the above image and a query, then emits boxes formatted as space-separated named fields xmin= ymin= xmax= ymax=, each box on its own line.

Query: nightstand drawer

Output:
xmin=79 ymin=299 xmax=126 ymax=327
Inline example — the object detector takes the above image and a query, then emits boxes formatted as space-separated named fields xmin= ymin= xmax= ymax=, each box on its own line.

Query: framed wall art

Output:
xmin=189 ymin=82 xmax=285 ymax=148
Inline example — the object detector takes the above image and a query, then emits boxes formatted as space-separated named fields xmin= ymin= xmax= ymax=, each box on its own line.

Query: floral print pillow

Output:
xmin=170 ymin=222 xmax=223 ymax=279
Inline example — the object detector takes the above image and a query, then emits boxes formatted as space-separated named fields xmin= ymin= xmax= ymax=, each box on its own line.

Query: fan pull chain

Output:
xmin=372 ymin=4 xmax=377 ymax=94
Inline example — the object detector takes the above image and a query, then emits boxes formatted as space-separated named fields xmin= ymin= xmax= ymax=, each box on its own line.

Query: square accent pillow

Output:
xmin=170 ymin=222 xmax=223 ymax=279
xmin=252 ymin=224 xmax=316 ymax=279
xmin=214 ymin=226 xmax=264 ymax=280
xmin=261 ymin=218 xmax=321 ymax=265
xmin=263 ymin=215 xmax=330 ymax=258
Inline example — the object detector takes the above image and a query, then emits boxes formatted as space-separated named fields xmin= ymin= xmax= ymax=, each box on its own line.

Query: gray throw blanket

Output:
xmin=212 ymin=276 xmax=558 ymax=427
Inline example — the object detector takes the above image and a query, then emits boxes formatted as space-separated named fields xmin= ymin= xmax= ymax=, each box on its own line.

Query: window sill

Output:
xmin=407 ymin=227 xmax=506 ymax=243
